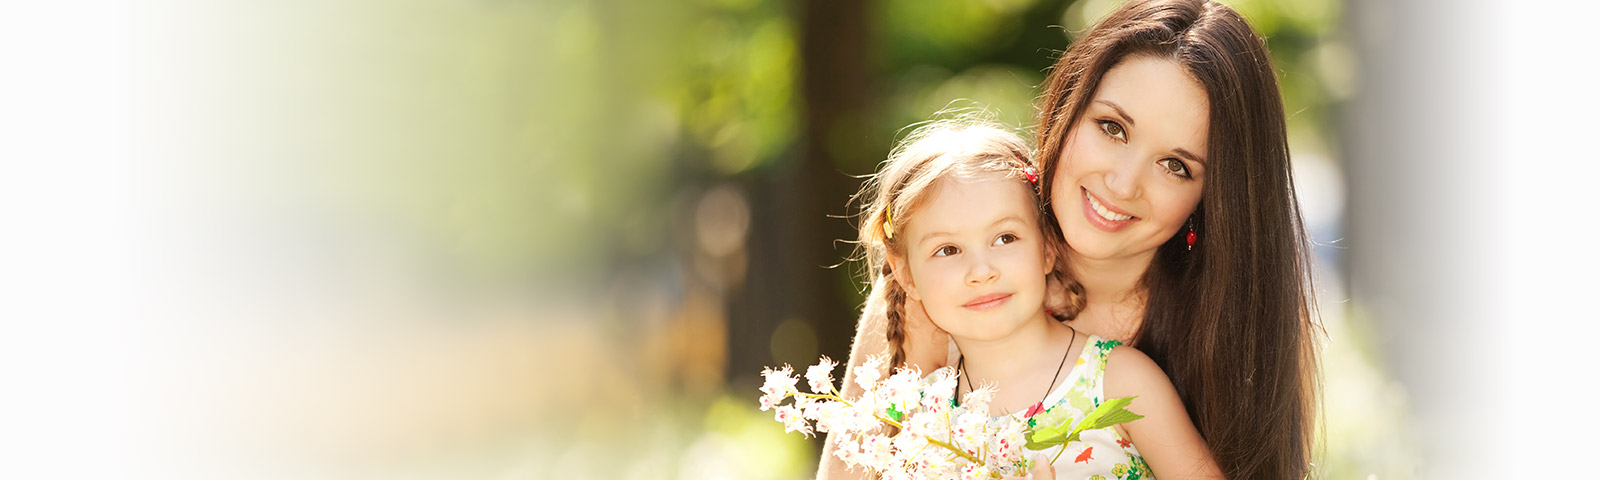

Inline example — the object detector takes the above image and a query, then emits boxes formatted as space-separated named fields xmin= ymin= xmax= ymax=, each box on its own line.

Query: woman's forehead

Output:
xmin=1094 ymin=56 xmax=1210 ymax=155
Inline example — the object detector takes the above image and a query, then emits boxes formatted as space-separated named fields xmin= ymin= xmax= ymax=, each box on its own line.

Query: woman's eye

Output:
xmin=1158 ymin=158 xmax=1191 ymax=178
xmin=934 ymin=245 xmax=961 ymax=257
xmin=992 ymin=233 xmax=1019 ymax=246
xmin=1098 ymin=120 xmax=1126 ymax=141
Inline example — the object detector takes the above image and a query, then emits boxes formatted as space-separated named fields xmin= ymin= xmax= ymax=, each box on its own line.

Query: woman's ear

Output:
xmin=1044 ymin=235 xmax=1059 ymax=273
xmin=1039 ymin=225 xmax=1064 ymax=274
xmin=888 ymin=255 xmax=920 ymax=301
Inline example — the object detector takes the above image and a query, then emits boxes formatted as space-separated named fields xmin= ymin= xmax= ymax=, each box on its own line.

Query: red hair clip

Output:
xmin=1023 ymin=167 xmax=1039 ymax=184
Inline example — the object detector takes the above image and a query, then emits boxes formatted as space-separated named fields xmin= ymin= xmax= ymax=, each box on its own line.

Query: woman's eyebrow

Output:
xmin=1173 ymin=147 xmax=1207 ymax=165
xmin=1098 ymin=99 xmax=1207 ymax=165
xmin=1095 ymin=99 xmax=1135 ymax=127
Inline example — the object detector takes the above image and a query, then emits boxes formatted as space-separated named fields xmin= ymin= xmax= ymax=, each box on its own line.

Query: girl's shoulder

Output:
xmin=1099 ymin=341 xmax=1178 ymax=401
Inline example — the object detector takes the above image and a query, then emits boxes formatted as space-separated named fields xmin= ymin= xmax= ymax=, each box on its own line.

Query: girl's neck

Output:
xmin=1066 ymin=249 xmax=1151 ymax=343
xmin=953 ymin=310 xmax=1069 ymax=386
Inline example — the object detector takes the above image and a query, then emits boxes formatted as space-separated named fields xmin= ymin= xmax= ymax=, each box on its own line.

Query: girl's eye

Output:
xmin=1097 ymin=120 xmax=1127 ymax=142
xmin=992 ymin=233 xmax=1019 ymax=246
xmin=1158 ymin=158 xmax=1191 ymax=178
xmin=933 ymin=245 xmax=961 ymax=257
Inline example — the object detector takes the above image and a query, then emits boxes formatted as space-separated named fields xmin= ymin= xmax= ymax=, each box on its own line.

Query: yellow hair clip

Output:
xmin=883 ymin=208 xmax=895 ymax=240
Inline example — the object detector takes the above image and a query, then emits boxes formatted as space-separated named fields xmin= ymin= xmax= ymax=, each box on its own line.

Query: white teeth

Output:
xmin=1087 ymin=192 xmax=1133 ymax=221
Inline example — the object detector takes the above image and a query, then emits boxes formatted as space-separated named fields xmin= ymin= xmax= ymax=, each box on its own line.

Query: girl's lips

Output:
xmin=1081 ymin=187 xmax=1138 ymax=233
xmin=963 ymin=293 xmax=1013 ymax=311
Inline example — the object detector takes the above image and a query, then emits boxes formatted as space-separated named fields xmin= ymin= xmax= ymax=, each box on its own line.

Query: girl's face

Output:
xmin=893 ymin=175 xmax=1052 ymax=343
xmin=1051 ymin=56 xmax=1209 ymax=264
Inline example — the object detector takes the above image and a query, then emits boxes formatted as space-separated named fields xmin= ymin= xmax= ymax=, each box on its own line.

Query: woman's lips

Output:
xmin=963 ymin=293 xmax=1013 ymax=311
xmin=1081 ymin=187 xmax=1138 ymax=233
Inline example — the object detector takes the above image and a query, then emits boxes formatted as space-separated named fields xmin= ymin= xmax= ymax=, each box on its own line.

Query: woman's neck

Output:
xmin=1066 ymin=249 xmax=1152 ymax=343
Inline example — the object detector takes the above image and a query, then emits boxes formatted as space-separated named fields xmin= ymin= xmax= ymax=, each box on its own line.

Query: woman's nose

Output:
xmin=1103 ymin=154 xmax=1142 ymax=200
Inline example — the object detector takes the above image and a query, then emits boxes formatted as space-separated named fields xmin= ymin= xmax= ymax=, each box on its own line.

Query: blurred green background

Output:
xmin=127 ymin=0 xmax=1419 ymax=478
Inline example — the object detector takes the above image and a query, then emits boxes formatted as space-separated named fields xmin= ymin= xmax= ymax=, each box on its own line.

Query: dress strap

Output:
xmin=1070 ymin=335 xmax=1122 ymax=408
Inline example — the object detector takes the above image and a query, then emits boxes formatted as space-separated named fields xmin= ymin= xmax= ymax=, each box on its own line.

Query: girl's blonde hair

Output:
xmin=855 ymin=115 xmax=1084 ymax=370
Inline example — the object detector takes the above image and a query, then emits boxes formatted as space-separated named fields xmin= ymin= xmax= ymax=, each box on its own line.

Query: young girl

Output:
xmin=844 ymin=117 xmax=1220 ymax=479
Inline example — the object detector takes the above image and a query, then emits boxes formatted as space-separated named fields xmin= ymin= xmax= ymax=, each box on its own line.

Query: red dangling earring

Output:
xmin=1185 ymin=217 xmax=1197 ymax=251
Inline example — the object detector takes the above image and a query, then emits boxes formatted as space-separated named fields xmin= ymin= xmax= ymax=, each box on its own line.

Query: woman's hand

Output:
xmin=900 ymin=295 xmax=951 ymax=373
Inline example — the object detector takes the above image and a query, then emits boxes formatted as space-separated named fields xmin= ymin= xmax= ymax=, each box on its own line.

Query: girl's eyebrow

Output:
xmin=1095 ymin=99 xmax=1135 ymax=127
xmin=917 ymin=215 xmax=1026 ymax=245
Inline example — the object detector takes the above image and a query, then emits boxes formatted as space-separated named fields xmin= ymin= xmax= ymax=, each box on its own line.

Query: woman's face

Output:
xmin=1051 ymin=56 xmax=1209 ymax=264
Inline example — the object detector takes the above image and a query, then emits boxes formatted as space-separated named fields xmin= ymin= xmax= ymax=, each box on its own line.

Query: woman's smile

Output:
xmin=1081 ymin=187 xmax=1139 ymax=232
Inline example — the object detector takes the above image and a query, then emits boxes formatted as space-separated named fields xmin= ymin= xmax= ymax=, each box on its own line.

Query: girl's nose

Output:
xmin=965 ymin=255 xmax=999 ymax=285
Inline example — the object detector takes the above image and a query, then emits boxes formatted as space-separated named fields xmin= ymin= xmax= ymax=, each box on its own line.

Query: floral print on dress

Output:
xmin=1009 ymin=334 xmax=1151 ymax=479
xmin=920 ymin=334 xmax=1150 ymax=478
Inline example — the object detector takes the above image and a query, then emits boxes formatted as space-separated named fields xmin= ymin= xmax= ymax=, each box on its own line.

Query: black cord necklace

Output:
xmin=955 ymin=325 xmax=1077 ymax=409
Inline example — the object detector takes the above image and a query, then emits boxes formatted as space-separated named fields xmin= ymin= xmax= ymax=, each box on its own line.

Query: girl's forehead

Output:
xmin=904 ymin=176 xmax=1039 ymax=235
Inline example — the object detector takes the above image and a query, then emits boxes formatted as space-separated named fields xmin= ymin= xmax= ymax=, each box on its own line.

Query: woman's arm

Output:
xmin=816 ymin=279 xmax=951 ymax=479
xmin=1103 ymin=347 xmax=1223 ymax=479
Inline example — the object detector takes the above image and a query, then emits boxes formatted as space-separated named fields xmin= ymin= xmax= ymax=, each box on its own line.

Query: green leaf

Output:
xmin=1076 ymin=396 xmax=1144 ymax=432
xmin=1024 ymin=396 xmax=1144 ymax=450
xmin=1025 ymin=422 xmax=1075 ymax=450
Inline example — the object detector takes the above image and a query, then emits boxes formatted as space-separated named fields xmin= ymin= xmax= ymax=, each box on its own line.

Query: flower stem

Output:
xmin=789 ymin=390 xmax=986 ymax=468
xmin=923 ymin=437 xmax=981 ymax=464
xmin=1050 ymin=440 xmax=1067 ymax=465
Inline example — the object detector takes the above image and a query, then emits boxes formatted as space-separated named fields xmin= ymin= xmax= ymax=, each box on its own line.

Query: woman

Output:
xmin=819 ymin=1 xmax=1320 ymax=478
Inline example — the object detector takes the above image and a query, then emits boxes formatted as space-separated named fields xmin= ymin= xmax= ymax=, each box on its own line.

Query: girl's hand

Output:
xmin=901 ymin=295 xmax=951 ymax=373
xmin=1001 ymin=455 xmax=1056 ymax=480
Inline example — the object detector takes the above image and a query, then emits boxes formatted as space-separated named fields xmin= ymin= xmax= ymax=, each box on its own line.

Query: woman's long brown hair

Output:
xmin=1033 ymin=1 xmax=1320 ymax=478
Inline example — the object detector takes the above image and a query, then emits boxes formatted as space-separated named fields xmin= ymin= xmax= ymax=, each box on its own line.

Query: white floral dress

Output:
xmin=935 ymin=335 xmax=1153 ymax=479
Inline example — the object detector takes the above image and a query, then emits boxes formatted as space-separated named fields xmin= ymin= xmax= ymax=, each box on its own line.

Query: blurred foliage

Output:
xmin=234 ymin=0 xmax=1414 ymax=477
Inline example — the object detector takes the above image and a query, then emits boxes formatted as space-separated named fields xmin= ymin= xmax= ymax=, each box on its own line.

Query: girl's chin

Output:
xmin=947 ymin=320 xmax=1036 ymax=343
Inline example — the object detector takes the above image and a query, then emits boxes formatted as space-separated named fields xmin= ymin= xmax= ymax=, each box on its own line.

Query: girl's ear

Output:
xmin=888 ymin=255 xmax=920 ymax=301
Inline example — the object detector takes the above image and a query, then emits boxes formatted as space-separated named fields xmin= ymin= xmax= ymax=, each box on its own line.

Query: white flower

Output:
xmin=880 ymin=467 xmax=914 ymax=480
xmin=833 ymin=434 xmax=860 ymax=464
xmin=880 ymin=366 xmax=922 ymax=414
xmin=912 ymin=455 xmax=955 ymax=480
xmin=806 ymin=356 xmax=838 ymax=393
xmin=922 ymin=367 xmax=957 ymax=411
xmin=774 ymin=404 xmax=814 ymax=438
xmin=858 ymin=405 xmax=885 ymax=433
xmin=759 ymin=365 xmax=799 ymax=411
xmin=854 ymin=354 xmax=886 ymax=392
xmin=904 ymin=406 xmax=948 ymax=439
xmin=805 ymin=400 xmax=848 ymax=434
xmin=989 ymin=419 xmax=1027 ymax=466
xmin=951 ymin=412 xmax=986 ymax=450
xmin=961 ymin=384 xmax=996 ymax=417
xmin=859 ymin=434 xmax=894 ymax=470
xmin=959 ymin=464 xmax=987 ymax=480
xmin=891 ymin=431 xmax=932 ymax=470
xmin=761 ymin=365 xmax=799 ymax=397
